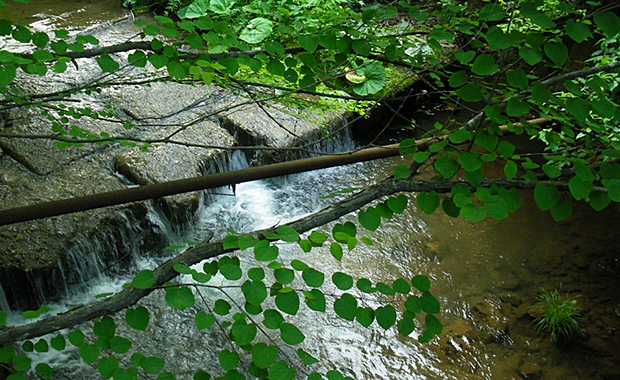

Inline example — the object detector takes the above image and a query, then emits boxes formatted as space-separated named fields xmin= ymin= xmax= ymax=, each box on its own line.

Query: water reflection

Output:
xmin=0 ymin=0 xmax=128 ymax=31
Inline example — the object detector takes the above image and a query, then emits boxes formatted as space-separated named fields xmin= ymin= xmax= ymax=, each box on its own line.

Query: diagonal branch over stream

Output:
xmin=0 ymin=174 xmax=582 ymax=345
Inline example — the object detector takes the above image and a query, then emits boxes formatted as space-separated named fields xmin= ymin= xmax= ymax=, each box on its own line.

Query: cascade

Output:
xmin=0 ymin=283 xmax=9 ymax=313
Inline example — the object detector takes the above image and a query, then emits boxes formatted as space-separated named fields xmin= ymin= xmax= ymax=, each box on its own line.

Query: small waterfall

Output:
xmin=0 ymin=283 xmax=10 ymax=313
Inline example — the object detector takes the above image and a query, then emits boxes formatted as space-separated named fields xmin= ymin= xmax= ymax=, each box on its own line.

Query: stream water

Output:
xmin=1 ymin=2 xmax=620 ymax=379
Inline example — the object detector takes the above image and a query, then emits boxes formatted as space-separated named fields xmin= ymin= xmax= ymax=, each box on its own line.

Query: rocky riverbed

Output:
xmin=0 ymin=11 xmax=349 ymax=309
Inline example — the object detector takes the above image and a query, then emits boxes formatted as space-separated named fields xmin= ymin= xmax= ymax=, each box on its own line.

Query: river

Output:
xmin=1 ymin=1 xmax=620 ymax=379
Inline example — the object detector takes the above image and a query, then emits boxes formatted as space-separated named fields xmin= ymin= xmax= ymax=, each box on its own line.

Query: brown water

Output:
xmin=0 ymin=0 xmax=127 ymax=31
xmin=300 ymin=155 xmax=620 ymax=379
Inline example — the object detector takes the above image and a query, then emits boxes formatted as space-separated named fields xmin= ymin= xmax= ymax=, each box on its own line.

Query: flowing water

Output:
xmin=2 ymin=2 xmax=620 ymax=379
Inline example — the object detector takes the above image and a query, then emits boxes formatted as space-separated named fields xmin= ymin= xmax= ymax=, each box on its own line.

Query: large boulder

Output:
xmin=0 ymin=18 xmax=351 ymax=310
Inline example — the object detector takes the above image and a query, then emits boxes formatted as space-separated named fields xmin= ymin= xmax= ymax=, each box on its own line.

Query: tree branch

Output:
xmin=0 ymin=174 xmax=591 ymax=345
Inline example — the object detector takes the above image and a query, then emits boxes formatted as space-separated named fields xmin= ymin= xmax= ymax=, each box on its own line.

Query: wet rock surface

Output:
xmin=0 ymin=17 xmax=348 ymax=309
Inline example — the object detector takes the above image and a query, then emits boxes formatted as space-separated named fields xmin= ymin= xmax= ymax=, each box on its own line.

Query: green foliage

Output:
xmin=531 ymin=288 xmax=582 ymax=342
xmin=4 ymin=0 xmax=620 ymax=377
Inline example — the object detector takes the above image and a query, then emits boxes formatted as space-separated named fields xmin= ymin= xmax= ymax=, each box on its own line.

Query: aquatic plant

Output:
xmin=531 ymin=288 xmax=582 ymax=342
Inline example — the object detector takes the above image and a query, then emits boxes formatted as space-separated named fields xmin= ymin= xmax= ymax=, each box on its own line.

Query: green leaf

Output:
xmin=550 ymin=200 xmax=573 ymax=221
xmin=302 ymin=268 xmax=324 ymax=288
xmin=393 ymin=165 xmax=411 ymax=179
xmin=459 ymin=152 xmax=482 ymax=172
xmin=142 ymin=356 xmax=165 ymax=375
xmin=263 ymin=309 xmax=285 ymax=330
xmin=98 ymin=357 xmax=120 ymax=379
xmin=219 ymin=350 xmax=239 ymax=371
xmin=334 ymin=294 xmax=357 ymax=321
xmin=253 ymin=343 xmax=278 ymax=369
xmin=352 ymin=62 xmax=386 ymax=96
xmin=34 ymin=339 xmax=48 ymax=353
xmin=455 ymin=50 xmax=476 ymax=64
xmin=519 ymin=46 xmax=543 ymax=65
xmin=269 ymin=361 xmax=296 ymax=380
xmin=566 ymin=19 xmax=592 ymax=43
xmin=149 ymin=54 xmax=169 ymax=69
xmin=305 ymin=289 xmax=326 ymax=312
xmin=79 ymin=344 xmax=100 ymax=364
xmin=542 ymin=164 xmax=562 ymax=179
xmin=274 ymin=268 xmax=295 ymax=285
xmin=195 ymin=312 xmax=216 ymax=330
xmin=534 ymin=183 xmax=561 ymax=211
xmin=375 ymin=305 xmax=397 ymax=330
xmin=603 ymin=179 xmax=620 ymax=202
xmin=435 ymin=154 xmax=459 ymax=179
xmin=425 ymin=314 xmax=443 ymax=335
xmin=96 ymin=53 xmax=119 ymax=73
xmin=417 ymin=191 xmax=440 ymax=215
xmin=214 ymin=299 xmax=231 ymax=315
xmin=569 ymin=176 xmax=593 ymax=200
xmin=421 ymin=292 xmax=441 ymax=314
xmin=589 ymin=191 xmax=610 ymax=211
xmin=387 ymin=195 xmax=408 ymax=214
xmin=209 ymin=0 xmax=234 ymax=13
xmin=248 ymin=267 xmax=265 ymax=281
xmin=507 ymin=98 xmax=530 ymax=117
xmin=132 ymin=270 xmax=155 ymax=289
xmin=471 ymin=54 xmax=498 ymax=76
xmin=240 ymin=17 xmax=273 ymax=44
xmin=242 ymin=280 xmax=268 ymax=306
xmin=165 ymin=286 xmax=195 ymax=311
xmin=498 ymin=141 xmax=516 ymax=158
xmin=290 ymin=260 xmax=309 ymax=271
xmin=220 ymin=263 xmax=243 ymax=280
xmin=479 ymin=3 xmax=506 ymax=21
xmin=12 ymin=27 xmax=31 ymax=43
xmin=592 ymin=97 xmax=616 ymax=119
xmin=182 ymin=0 xmax=209 ymax=18
xmin=0 ymin=345 xmax=15 ymax=364
xmin=504 ymin=161 xmax=518 ymax=180
xmin=565 ymin=98 xmax=590 ymax=124
xmin=355 ymin=307 xmax=375 ymax=328
xmin=297 ymin=348 xmax=319 ymax=366
xmin=486 ymin=196 xmax=510 ymax=220
xmin=231 ymin=321 xmax=257 ymax=346
xmin=168 ymin=61 xmax=188 ymax=79
xmin=521 ymin=2 xmax=556 ymax=28
xmin=68 ymin=330 xmax=85 ymax=347
xmin=544 ymin=40 xmax=568 ymax=67
xmin=358 ymin=207 xmax=381 ymax=231
xmin=449 ymin=71 xmax=469 ymax=88
xmin=21 ymin=341 xmax=33 ymax=353
xmin=254 ymin=240 xmax=279 ymax=261
xmin=276 ymin=290 xmax=300 ymax=315
xmin=308 ymin=231 xmax=328 ymax=245
xmin=450 ymin=129 xmax=474 ymax=145
xmin=13 ymin=355 xmax=32 ymax=372
xmin=460 ymin=204 xmax=487 ymax=222
xmin=50 ymin=335 xmax=66 ymax=351
xmin=94 ymin=316 xmax=116 ymax=339
xmin=412 ymin=275 xmax=431 ymax=292
xmin=456 ymin=83 xmax=483 ymax=102
xmin=277 ymin=226 xmax=299 ymax=242
xmin=357 ymin=278 xmax=376 ymax=293
xmin=109 ymin=336 xmax=132 ymax=354
xmin=332 ymin=272 xmax=354 ymax=290
xmin=299 ymin=35 xmax=318 ymax=52
xmin=594 ymin=11 xmax=620 ymax=38
xmin=280 ymin=323 xmax=305 ymax=345
xmin=397 ymin=316 xmax=416 ymax=337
